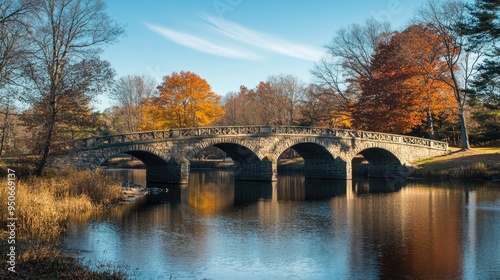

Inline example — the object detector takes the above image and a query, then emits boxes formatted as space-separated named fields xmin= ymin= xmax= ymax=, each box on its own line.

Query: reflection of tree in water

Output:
xmin=185 ymin=171 xmax=234 ymax=215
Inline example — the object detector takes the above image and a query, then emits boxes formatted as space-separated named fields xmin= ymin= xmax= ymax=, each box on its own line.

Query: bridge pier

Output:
xmin=234 ymin=160 xmax=277 ymax=182
xmin=304 ymin=158 xmax=351 ymax=180
xmin=147 ymin=160 xmax=190 ymax=184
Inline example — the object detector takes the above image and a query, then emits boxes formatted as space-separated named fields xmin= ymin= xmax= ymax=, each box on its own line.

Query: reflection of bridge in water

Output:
xmin=143 ymin=171 xmax=408 ymax=213
xmin=52 ymin=126 xmax=448 ymax=184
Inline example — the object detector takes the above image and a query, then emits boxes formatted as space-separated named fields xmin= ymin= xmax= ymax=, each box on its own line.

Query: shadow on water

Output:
xmin=352 ymin=177 xmax=406 ymax=195
xmin=276 ymin=175 xmax=348 ymax=201
xmin=233 ymin=181 xmax=273 ymax=206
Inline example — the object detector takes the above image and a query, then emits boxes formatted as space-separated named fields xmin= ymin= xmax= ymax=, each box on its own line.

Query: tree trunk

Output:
xmin=458 ymin=108 xmax=470 ymax=150
xmin=0 ymin=111 xmax=9 ymax=156
xmin=427 ymin=107 xmax=434 ymax=140
xmin=35 ymin=103 xmax=56 ymax=175
xmin=0 ymin=128 xmax=6 ymax=156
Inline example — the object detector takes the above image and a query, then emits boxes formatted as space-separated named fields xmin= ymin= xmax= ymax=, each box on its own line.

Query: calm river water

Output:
xmin=64 ymin=169 xmax=500 ymax=280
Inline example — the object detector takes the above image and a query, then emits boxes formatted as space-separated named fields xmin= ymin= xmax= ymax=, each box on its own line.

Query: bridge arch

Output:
xmin=350 ymin=146 xmax=406 ymax=178
xmin=186 ymin=138 xmax=275 ymax=181
xmin=271 ymin=138 xmax=348 ymax=179
xmin=185 ymin=138 xmax=261 ymax=163
xmin=89 ymin=145 xmax=169 ymax=170
xmin=271 ymin=137 xmax=335 ymax=161
xmin=88 ymin=145 xmax=173 ymax=184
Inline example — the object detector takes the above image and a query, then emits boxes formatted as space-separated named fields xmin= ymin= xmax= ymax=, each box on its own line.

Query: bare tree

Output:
xmin=0 ymin=87 xmax=14 ymax=155
xmin=219 ymin=91 xmax=241 ymax=126
xmin=418 ymin=0 xmax=485 ymax=149
xmin=219 ymin=76 xmax=305 ymax=127
xmin=110 ymin=75 xmax=157 ymax=133
xmin=267 ymin=74 xmax=305 ymax=126
xmin=218 ymin=86 xmax=264 ymax=126
xmin=311 ymin=18 xmax=393 ymax=107
xmin=20 ymin=0 xmax=124 ymax=174
xmin=298 ymin=84 xmax=347 ymax=127
xmin=0 ymin=0 xmax=32 ymax=88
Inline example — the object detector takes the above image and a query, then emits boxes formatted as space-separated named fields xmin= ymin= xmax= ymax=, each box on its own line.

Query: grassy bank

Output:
xmin=0 ymin=170 xmax=128 ymax=279
xmin=412 ymin=147 xmax=500 ymax=180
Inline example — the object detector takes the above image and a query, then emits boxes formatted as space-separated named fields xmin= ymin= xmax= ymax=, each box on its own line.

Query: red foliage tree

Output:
xmin=352 ymin=24 xmax=457 ymax=136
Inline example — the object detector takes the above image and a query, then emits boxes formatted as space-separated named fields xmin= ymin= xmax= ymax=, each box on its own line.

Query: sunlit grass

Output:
xmin=413 ymin=147 xmax=500 ymax=179
xmin=475 ymin=147 xmax=500 ymax=153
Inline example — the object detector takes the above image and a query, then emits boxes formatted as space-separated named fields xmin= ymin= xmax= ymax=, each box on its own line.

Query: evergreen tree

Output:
xmin=463 ymin=0 xmax=500 ymax=144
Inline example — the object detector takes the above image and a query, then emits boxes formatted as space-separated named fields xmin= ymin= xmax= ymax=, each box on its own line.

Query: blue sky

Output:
xmin=97 ymin=0 xmax=428 ymax=110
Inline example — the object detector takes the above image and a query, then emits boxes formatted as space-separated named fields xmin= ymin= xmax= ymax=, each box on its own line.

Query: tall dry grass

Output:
xmin=0 ymin=170 xmax=122 ymax=240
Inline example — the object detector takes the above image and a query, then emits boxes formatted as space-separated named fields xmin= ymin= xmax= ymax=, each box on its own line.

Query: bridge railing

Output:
xmin=73 ymin=126 xmax=448 ymax=150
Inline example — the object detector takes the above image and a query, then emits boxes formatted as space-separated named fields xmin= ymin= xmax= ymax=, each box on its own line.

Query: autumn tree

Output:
xmin=399 ymin=24 xmax=457 ymax=139
xmin=109 ymin=75 xmax=156 ymax=133
xmin=353 ymin=40 xmax=424 ymax=133
xmin=141 ymin=71 xmax=224 ymax=130
xmin=20 ymin=0 xmax=124 ymax=174
xmin=353 ymin=24 xmax=456 ymax=135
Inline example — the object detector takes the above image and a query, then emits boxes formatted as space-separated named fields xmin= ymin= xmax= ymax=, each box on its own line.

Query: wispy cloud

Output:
xmin=146 ymin=23 xmax=262 ymax=60
xmin=201 ymin=15 xmax=324 ymax=61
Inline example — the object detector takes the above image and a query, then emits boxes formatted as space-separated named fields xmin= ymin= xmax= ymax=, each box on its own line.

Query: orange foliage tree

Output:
xmin=141 ymin=71 xmax=224 ymax=130
xmin=352 ymin=24 xmax=456 ymax=136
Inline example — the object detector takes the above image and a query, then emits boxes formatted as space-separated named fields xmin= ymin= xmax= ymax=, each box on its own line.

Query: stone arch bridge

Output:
xmin=50 ymin=126 xmax=449 ymax=184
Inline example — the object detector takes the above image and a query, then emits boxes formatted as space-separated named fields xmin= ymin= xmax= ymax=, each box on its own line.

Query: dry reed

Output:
xmin=0 ymin=170 xmax=122 ymax=240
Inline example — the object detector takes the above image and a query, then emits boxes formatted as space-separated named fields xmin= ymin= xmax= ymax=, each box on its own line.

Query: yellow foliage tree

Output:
xmin=141 ymin=71 xmax=224 ymax=130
